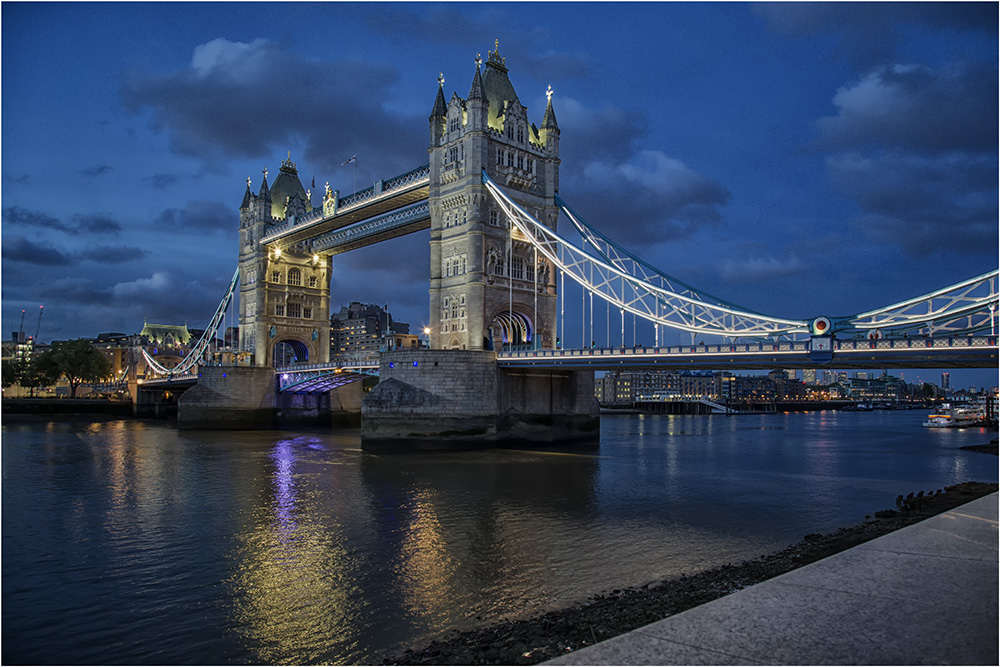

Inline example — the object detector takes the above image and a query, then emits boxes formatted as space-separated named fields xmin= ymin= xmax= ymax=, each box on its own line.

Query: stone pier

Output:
xmin=361 ymin=350 xmax=599 ymax=449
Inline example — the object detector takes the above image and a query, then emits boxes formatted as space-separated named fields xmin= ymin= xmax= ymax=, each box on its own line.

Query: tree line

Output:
xmin=2 ymin=339 xmax=112 ymax=398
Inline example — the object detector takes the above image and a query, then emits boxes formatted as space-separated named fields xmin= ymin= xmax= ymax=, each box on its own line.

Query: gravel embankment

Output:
xmin=384 ymin=481 xmax=998 ymax=666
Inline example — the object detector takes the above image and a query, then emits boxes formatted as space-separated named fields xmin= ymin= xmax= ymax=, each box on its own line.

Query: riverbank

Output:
xmin=383 ymin=481 xmax=999 ymax=666
xmin=2 ymin=398 xmax=133 ymax=421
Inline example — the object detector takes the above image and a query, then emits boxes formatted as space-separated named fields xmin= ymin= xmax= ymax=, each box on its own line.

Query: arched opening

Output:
xmin=272 ymin=339 xmax=309 ymax=366
xmin=489 ymin=309 xmax=533 ymax=351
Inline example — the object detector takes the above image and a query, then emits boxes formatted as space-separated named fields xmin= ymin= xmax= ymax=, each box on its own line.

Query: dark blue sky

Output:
xmin=2 ymin=2 xmax=997 ymax=387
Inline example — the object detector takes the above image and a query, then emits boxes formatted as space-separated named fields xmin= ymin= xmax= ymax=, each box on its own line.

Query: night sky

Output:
xmin=2 ymin=2 xmax=997 ymax=387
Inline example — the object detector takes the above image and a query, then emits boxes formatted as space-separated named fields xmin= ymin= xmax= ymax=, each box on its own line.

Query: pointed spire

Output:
xmin=258 ymin=167 xmax=271 ymax=201
xmin=542 ymin=85 xmax=559 ymax=130
xmin=469 ymin=53 xmax=485 ymax=101
xmin=430 ymin=72 xmax=447 ymax=119
xmin=241 ymin=176 xmax=253 ymax=209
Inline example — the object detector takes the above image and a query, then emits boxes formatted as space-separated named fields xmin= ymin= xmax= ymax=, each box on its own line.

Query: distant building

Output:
xmin=330 ymin=302 xmax=413 ymax=364
xmin=941 ymin=372 xmax=950 ymax=392
xmin=802 ymin=369 xmax=817 ymax=385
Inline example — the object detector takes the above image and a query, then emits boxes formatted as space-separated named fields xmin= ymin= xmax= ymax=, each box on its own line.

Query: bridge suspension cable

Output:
xmin=483 ymin=172 xmax=809 ymax=339
xmin=140 ymin=268 xmax=239 ymax=377
xmin=485 ymin=172 xmax=999 ymax=341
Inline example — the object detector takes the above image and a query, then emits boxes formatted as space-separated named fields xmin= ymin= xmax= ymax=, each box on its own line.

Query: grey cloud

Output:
xmin=120 ymin=38 xmax=424 ymax=173
xmin=829 ymin=151 xmax=997 ymax=256
xmin=80 ymin=165 xmax=113 ymax=177
xmin=1 ymin=237 xmax=77 ymax=265
xmin=522 ymin=51 xmax=592 ymax=80
xmin=3 ymin=206 xmax=72 ymax=233
xmin=38 ymin=278 xmax=113 ymax=306
xmin=562 ymin=150 xmax=731 ymax=245
xmin=753 ymin=3 xmax=996 ymax=68
xmin=77 ymin=245 xmax=150 ymax=264
xmin=3 ymin=172 xmax=30 ymax=185
xmin=814 ymin=63 xmax=998 ymax=155
xmin=155 ymin=200 xmax=236 ymax=231
xmin=144 ymin=173 xmax=181 ymax=189
xmin=71 ymin=213 xmax=122 ymax=235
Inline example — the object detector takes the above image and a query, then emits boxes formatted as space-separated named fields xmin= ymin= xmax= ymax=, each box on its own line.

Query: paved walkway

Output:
xmin=546 ymin=493 xmax=998 ymax=666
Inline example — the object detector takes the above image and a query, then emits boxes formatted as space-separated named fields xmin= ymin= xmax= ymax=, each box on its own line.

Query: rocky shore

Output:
xmin=384 ymin=481 xmax=998 ymax=666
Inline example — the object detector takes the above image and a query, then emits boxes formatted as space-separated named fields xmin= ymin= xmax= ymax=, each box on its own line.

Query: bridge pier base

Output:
xmin=275 ymin=382 xmax=363 ymax=428
xmin=361 ymin=350 xmax=599 ymax=450
xmin=177 ymin=366 xmax=276 ymax=429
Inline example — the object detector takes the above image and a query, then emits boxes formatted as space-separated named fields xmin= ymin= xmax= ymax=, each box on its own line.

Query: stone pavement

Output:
xmin=546 ymin=493 xmax=998 ymax=666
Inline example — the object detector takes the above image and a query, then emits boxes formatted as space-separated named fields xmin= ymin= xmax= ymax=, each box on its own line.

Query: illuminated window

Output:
xmin=288 ymin=268 xmax=301 ymax=286
xmin=275 ymin=304 xmax=285 ymax=317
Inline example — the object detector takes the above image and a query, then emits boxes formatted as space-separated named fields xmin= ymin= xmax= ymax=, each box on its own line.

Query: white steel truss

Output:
xmin=141 ymin=268 xmax=239 ymax=377
xmin=847 ymin=270 xmax=998 ymax=336
xmin=484 ymin=172 xmax=809 ymax=338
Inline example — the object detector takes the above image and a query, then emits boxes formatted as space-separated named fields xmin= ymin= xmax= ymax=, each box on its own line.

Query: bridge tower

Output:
xmin=428 ymin=41 xmax=561 ymax=351
xmin=237 ymin=154 xmax=332 ymax=367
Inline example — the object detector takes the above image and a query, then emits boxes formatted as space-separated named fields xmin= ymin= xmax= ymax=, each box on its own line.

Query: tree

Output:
xmin=38 ymin=339 xmax=111 ymax=398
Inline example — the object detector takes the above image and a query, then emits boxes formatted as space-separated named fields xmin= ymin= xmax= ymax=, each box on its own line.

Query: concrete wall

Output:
xmin=361 ymin=350 xmax=599 ymax=449
xmin=177 ymin=366 xmax=276 ymax=429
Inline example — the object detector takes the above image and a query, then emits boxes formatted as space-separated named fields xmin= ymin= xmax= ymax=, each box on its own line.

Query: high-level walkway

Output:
xmin=546 ymin=493 xmax=998 ymax=666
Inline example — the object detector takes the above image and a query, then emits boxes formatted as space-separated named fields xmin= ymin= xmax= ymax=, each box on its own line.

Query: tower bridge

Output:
xmin=132 ymin=40 xmax=998 ymax=446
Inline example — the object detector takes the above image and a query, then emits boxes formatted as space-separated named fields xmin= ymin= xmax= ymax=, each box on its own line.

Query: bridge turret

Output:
xmin=428 ymin=40 xmax=560 ymax=352
xmin=541 ymin=86 xmax=560 ymax=158
xmin=429 ymin=73 xmax=447 ymax=147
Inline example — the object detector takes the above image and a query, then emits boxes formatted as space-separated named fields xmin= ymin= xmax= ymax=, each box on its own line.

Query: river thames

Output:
xmin=2 ymin=411 xmax=996 ymax=664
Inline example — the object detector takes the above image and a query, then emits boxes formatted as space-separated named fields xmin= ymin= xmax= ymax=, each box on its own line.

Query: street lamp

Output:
xmin=423 ymin=327 xmax=431 ymax=349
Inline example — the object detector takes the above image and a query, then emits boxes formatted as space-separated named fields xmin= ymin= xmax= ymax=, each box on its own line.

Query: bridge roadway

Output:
xmin=498 ymin=335 xmax=998 ymax=370
xmin=260 ymin=164 xmax=429 ymax=249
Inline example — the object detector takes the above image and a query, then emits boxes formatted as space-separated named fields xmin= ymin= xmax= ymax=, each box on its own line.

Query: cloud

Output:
xmin=77 ymin=245 xmax=150 ymax=264
xmin=80 ymin=165 xmax=113 ymax=177
xmin=155 ymin=200 xmax=236 ymax=231
xmin=38 ymin=278 xmax=113 ymax=305
xmin=555 ymin=96 xmax=648 ymax=165
xmin=3 ymin=206 xmax=72 ymax=233
xmin=814 ymin=63 xmax=997 ymax=154
xmin=828 ymin=151 xmax=997 ymax=256
xmin=120 ymin=38 xmax=423 ymax=174
xmin=3 ymin=172 xmax=30 ymax=185
xmin=1 ymin=237 xmax=77 ymax=265
xmin=112 ymin=272 xmax=172 ymax=299
xmin=564 ymin=150 xmax=730 ymax=244
xmin=753 ymin=3 xmax=997 ymax=68
xmin=522 ymin=50 xmax=592 ymax=80
xmin=71 ymin=213 xmax=122 ymax=235
xmin=719 ymin=256 xmax=808 ymax=283
xmin=3 ymin=207 xmax=121 ymax=235
xmin=143 ymin=173 xmax=181 ymax=189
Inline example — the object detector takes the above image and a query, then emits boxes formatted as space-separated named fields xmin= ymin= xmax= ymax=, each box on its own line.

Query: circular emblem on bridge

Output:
xmin=811 ymin=317 xmax=831 ymax=335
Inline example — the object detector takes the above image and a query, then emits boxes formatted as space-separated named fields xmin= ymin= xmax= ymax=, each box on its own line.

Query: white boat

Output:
xmin=922 ymin=405 xmax=982 ymax=428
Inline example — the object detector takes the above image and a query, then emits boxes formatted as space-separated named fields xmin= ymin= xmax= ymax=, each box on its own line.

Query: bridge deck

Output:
xmin=499 ymin=336 xmax=997 ymax=370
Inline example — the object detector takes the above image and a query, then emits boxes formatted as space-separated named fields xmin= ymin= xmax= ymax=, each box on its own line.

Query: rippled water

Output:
xmin=2 ymin=412 xmax=996 ymax=664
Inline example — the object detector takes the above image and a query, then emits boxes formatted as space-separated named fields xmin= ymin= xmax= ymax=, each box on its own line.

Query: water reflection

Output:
xmin=228 ymin=437 xmax=367 ymax=664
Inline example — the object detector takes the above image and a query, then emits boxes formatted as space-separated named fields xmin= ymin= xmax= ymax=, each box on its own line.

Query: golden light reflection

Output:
xmin=397 ymin=487 xmax=461 ymax=621
xmin=227 ymin=439 xmax=364 ymax=665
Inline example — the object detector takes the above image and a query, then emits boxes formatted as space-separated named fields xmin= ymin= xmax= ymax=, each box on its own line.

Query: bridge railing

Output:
xmin=498 ymin=335 xmax=997 ymax=359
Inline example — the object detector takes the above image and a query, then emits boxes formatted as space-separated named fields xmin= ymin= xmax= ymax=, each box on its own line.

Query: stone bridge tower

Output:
xmin=428 ymin=41 xmax=561 ymax=351
xmin=237 ymin=154 xmax=332 ymax=367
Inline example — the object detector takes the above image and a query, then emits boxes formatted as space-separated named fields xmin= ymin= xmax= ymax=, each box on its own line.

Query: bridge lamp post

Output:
xmin=423 ymin=327 xmax=431 ymax=349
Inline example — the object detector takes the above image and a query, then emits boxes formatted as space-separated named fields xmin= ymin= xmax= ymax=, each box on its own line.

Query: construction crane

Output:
xmin=33 ymin=305 xmax=43 ymax=342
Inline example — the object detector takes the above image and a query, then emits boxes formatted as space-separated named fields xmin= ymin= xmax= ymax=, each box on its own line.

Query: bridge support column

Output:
xmin=361 ymin=350 xmax=599 ymax=449
xmin=177 ymin=366 xmax=276 ymax=429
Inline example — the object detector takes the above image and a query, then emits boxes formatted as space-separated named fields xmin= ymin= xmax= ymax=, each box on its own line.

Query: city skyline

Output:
xmin=2 ymin=3 xmax=996 ymax=386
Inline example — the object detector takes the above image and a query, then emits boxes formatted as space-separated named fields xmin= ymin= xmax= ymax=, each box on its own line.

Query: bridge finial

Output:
xmin=262 ymin=167 xmax=268 ymax=180
xmin=246 ymin=176 xmax=252 ymax=188
xmin=546 ymin=84 xmax=553 ymax=101
xmin=475 ymin=53 xmax=482 ymax=68
xmin=438 ymin=72 xmax=445 ymax=86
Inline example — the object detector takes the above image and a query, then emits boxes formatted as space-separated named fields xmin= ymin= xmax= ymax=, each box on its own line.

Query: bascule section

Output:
xmin=238 ymin=154 xmax=332 ymax=367
xmin=427 ymin=42 xmax=561 ymax=351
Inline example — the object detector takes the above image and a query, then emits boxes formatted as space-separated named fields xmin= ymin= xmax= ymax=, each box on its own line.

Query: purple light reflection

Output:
xmin=271 ymin=440 xmax=298 ymax=535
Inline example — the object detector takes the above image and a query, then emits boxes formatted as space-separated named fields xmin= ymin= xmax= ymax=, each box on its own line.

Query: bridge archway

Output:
xmin=272 ymin=338 xmax=310 ymax=366
xmin=489 ymin=308 xmax=534 ymax=351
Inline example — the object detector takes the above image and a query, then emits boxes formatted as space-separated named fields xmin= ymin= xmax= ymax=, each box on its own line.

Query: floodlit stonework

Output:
xmin=428 ymin=41 xmax=561 ymax=351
